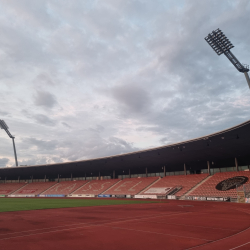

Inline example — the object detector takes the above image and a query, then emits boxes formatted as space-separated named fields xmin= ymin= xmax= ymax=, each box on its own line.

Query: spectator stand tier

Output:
xmin=103 ymin=177 xmax=159 ymax=196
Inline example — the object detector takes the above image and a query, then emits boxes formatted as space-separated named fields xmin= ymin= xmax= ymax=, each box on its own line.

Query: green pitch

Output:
xmin=0 ymin=198 xmax=156 ymax=213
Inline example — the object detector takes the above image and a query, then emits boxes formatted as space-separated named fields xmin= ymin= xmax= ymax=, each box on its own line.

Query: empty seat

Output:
xmin=142 ymin=174 xmax=209 ymax=197
xmin=0 ymin=183 xmax=27 ymax=195
xmin=190 ymin=171 xmax=250 ymax=198
xmin=12 ymin=182 xmax=57 ymax=195
xmin=103 ymin=177 xmax=159 ymax=195
xmin=73 ymin=179 xmax=120 ymax=195
xmin=43 ymin=180 xmax=89 ymax=195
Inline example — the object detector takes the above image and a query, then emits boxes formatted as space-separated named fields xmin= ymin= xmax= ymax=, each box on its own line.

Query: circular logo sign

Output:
xmin=216 ymin=176 xmax=248 ymax=191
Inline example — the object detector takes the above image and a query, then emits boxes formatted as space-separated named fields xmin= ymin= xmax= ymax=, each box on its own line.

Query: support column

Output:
xmin=235 ymin=157 xmax=238 ymax=172
xmin=71 ymin=173 xmax=73 ymax=181
xmin=12 ymin=138 xmax=18 ymax=167
xmin=113 ymin=170 xmax=115 ymax=179
xmin=164 ymin=166 xmax=166 ymax=177
xmin=145 ymin=167 xmax=148 ymax=177
xmin=31 ymin=176 xmax=33 ymax=183
xmin=99 ymin=171 xmax=101 ymax=179
xmin=18 ymin=176 xmax=20 ymax=183
xmin=58 ymin=174 xmax=60 ymax=183
xmin=184 ymin=163 xmax=187 ymax=175
xmin=85 ymin=173 xmax=86 ymax=180
xmin=44 ymin=175 xmax=46 ymax=182
xmin=129 ymin=169 xmax=131 ymax=178
xmin=207 ymin=161 xmax=210 ymax=175
xmin=5 ymin=177 xmax=6 ymax=183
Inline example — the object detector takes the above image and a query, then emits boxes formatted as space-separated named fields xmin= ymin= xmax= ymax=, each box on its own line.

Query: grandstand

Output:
xmin=0 ymin=182 xmax=26 ymax=196
xmin=72 ymin=179 xmax=120 ymax=195
xmin=189 ymin=171 xmax=250 ymax=198
xmin=103 ymin=177 xmax=159 ymax=195
xmin=11 ymin=182 xmax=56 ymax=196
xmin=141 ymin=174 xmax=208 ymax=197
xmin=42 ymin=180 xmax=88 ymax=196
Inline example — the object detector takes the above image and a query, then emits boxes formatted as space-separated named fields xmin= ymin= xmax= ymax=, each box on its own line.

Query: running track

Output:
xmin=0 ymin=199 xmax=250 ymax=250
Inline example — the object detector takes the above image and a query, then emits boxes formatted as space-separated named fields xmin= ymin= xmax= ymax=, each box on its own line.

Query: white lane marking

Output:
xmin=0 ymin=211 xmax=191 ymax=240
xmin=184 ymin=226 xmax=250 ymax=250
xmin=103 ymin=225 xmax=211 ymax=242
xmin=229 ymin=241 xmax=250 ymax=250
xmin=138 ymin=220 xmax=238 ymax=232
xmin=0 ymin=210 xmax=187 ymax=236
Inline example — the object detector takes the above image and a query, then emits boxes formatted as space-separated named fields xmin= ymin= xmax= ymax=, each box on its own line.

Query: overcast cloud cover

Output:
xmin=0 ymin=0 xmax=250 ymax=167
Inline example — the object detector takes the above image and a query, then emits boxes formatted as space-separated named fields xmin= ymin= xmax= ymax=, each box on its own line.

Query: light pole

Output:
xmin=0 ymin=119 xmax=18 ymax=166
xmin=205 ymin=28 xmax=250 ymax=88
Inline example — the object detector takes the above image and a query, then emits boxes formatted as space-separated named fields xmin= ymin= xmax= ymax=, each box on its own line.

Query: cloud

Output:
xmin=61 ymin=122 xmax=71 ymax=128
xmin=33 ymin=114 xmax=56 ymax=126
xmin=0 ymin=158 xmax=9 ymax=168
xmin=111 ymin=84 xmax=152 ymax=114
xmin=34 ymin=90 xmax=58 ymax=108
xmin=0 ymin=0 xmax=249 ymax=167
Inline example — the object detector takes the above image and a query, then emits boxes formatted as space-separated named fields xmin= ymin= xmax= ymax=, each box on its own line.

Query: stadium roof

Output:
xmin=1 ymin=120 xmax=250 ymax=180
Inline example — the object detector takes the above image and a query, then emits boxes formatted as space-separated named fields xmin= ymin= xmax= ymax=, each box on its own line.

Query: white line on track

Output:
xmin=0 ymin=211 xmax=190 ymax=240
xmin=0 ymin=210 xmax=187 ymax=236
xmin=229 ymin=241 xmax=250 ymax=250
xmin=137 ymin=220 xmax=238 ymax=232
xmin=102 ymin=225 xmax=211 ymax=242
xmin=184 ymin=225 xmax=250 ymax=250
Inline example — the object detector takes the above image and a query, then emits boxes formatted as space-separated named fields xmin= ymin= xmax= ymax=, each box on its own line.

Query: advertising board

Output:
xmin=193 ymin=197 xmax=207 ymax=201
xmin=167 ymin=195 xmax=176 ymax=200
xmin=185 ymin=196 xmax=193 ymax=200
xmin=46 ymin=195 xmax=65 ymax=197
xmin=115 ymin=195 xmax=126 ymax=198
xmin=0 ymin=195 xmax=6 ymax=197
xmin=8 ymin=195 xmax=35 ymax=197
xmin=98 ymin=194 xmax=111 ymax=198
xmin=134 ymin=195 xmax=157 ymax=199
xmin=207 ymin=197 xmax=229 ymax=202
xmin=67 ymin=194 xmax=95 ymax=197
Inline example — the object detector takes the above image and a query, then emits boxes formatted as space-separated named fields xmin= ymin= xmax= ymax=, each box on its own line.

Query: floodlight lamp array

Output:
xmin=0 ymin=119 xmax=9 ymax=130
xmin=205 ymin=28 xmax=234 ymax=56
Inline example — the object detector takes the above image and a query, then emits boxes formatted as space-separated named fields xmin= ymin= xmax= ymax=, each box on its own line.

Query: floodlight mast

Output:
xmin=205 ymin=28 xmax=250 ymax=89
xmin=0 ymin=119 xmax=18 ymax=167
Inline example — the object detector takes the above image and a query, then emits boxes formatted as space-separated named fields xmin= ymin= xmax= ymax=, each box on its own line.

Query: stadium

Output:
xmin=1 ymin=2 xmax=250 ymax=250
xmin=0 ymin=119 xmax=250 ymax=249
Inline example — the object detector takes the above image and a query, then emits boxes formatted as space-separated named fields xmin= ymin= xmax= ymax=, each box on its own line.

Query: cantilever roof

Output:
xmin=1 ymin=120 xmax=250 ymax=179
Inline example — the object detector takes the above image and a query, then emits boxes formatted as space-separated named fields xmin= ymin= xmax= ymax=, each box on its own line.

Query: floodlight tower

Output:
xmin=205 ymin=28 xmax=250 ymax=88
xmin=0 ymin=119 xmax=18 ymax=166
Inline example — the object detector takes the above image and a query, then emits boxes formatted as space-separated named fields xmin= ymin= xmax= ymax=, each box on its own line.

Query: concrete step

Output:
xmin=179 ymin=175 xmax=213 ymax=200
xmin=138 ymin=177 xmax=161 ymax=195
xmin=101 ymin=179 xmax=123 ymax=194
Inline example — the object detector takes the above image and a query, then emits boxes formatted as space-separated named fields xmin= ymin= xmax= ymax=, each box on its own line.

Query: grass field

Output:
xmin=0 ymin=198 xmax=156 ymax=213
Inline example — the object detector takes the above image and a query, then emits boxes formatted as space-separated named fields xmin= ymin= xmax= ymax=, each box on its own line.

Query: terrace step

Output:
xmin=9 ymin=183 xmax=28 ymax=195
xmin=138 ymin=177 xmax=161 ymax=194
xmin=39 ymin=182 xmax=58 ymax=195
xmin=179 ymin=175 xmax=213 ymax=199
xmin=100 ymin=179 xmax=122 ymax=194
xmin=68 ymin=181 xmax=90 ymax=194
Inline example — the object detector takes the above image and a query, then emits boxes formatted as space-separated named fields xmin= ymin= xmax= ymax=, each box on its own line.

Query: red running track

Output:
xmin=0 ymin=199 xmax=250 ymax=250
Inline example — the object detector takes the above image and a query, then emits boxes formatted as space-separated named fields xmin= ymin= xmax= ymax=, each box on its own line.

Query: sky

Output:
xmin=0 ymin=0 xmax=250 ymax=168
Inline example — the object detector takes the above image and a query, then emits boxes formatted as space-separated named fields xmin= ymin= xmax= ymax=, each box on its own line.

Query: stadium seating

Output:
xmin=189 ymin=171 xmax=250 ymax=198
xmin=0 ymin=183 xmax=27 ymax=195
xmin=42 ymin=180 xmax=89 ymax=195
xmin=103 ymin=177 xmax=159 ymax=195
xmin=142 ymin=174 xmax=209 ymax=197
xmin=12 ymin=181 xmax=57 ymax=196
xmin=73 ymin=179 xmax=120 ymax=195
